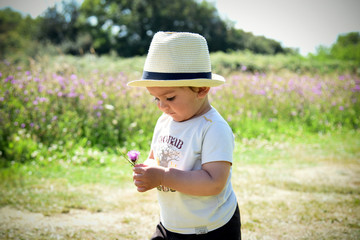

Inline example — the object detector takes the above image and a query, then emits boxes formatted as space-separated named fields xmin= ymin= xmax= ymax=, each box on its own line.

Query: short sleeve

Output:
xmin=201 ymin=122 xmax=234 ymax=164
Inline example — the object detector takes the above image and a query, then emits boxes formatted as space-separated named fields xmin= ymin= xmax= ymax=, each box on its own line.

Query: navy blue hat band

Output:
xmin=142 ymin=71 xmax=212 ymax=80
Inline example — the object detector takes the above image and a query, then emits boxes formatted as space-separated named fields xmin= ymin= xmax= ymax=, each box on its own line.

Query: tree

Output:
xmin=37 ymin=0 xmax=85 ymax=54
xmin=0 ymin=8 xmax=38 ymax=57
xmin=330 ymin=32 xmax=360 ymax=63
xmin=0 ymin=0 xmax=293 ymax=58
xmin=79 ymin=0 xmax=228 ymax=56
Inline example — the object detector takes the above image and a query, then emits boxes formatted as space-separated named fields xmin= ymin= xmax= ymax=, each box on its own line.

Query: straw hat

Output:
xmin=127 ymin=32 xmax=225 ymax=87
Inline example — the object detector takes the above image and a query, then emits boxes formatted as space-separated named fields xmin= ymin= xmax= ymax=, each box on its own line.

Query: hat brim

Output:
xmin=127 ymin=73 xmax=225 ymax=87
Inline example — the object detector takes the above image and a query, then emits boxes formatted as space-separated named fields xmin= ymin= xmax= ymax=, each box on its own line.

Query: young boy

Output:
xmin=128 ymin=32 xmax=241 ymax=240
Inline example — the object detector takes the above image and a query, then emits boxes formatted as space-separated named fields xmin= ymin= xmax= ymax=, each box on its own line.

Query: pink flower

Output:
xmin=117 ymin=148 xmax=141 ymax=166
xmin=127 ymin=150 xmax=140 ymax=163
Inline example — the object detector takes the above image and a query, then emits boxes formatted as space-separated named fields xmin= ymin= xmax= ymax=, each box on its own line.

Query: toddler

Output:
xmin=128 ymin=31 xmax=241 ymax=240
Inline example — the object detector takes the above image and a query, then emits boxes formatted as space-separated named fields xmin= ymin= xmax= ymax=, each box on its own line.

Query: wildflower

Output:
xmin=38 ymin=85 xmax=44 ymax=92
xmin=70 ymin=74 xmax=77 ymax=80
xmin=352 ymin=85 xmax=360 ymax=92
xmin=105 ymin=104 xmax=115 ymax=110
xmin=127 ymin=150 xmax=140 ymax=163
xmin=5 ymin=76 xmax=13 ymax=83
xmin=68 ymin=92 xmax=77 ymax=98
xmin=117 ymin=148 xmax=140 ymax=166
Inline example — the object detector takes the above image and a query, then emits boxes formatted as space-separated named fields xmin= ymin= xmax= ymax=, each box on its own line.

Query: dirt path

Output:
xmin=0 ymin=206 xmax=125 ymax=232
xmin=0 ymin=188 xmax=159 ymax=239
xmin=1 ymin=164 xmax=359 ymax=239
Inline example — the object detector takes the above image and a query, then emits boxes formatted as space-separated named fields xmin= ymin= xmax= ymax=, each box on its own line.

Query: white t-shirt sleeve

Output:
xmin=201 ymin=122 xmax=234 ymax=164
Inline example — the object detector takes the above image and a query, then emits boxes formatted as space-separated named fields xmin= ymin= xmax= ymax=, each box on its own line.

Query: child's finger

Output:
xmin=133 ymin=166 xmax=144 ymax=173
xmin=134 ymin=163 xmax=146 ymax=167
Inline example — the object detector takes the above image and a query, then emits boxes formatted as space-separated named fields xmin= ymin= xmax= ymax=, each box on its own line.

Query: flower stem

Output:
xmin=116 ymin=148 xmax=136 ymax=166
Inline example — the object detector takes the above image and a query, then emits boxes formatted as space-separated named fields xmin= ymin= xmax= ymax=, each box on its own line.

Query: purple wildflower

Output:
xmin=312 ymin=83 xmax=322 ymax=95
xmin=127 ymin=150 xmax=140 ymax=163
xmin=352 ymin=85 xmax=360 ymax=92
xmin=102 ymin=92 xmax=107 ymax=99
xmin=5 ymin=76 xmax=14 ymax=83
xmin=70 ymin=74 xmax=77 ymax=80
xmin=68 ymin=92 xmax=77 ymax=98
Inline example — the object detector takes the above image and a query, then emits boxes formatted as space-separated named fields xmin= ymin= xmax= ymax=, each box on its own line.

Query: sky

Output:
xmin=1 ymin=0 xmax=359 ymax=55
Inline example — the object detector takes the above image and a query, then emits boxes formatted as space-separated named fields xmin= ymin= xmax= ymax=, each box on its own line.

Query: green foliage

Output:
xmin=312 ymin=32 xmax=360 ymax=65
xmin=225 ymin=28 xmax=292 ymax=55
xmin=0 ymin=8 xmax=39 ymax=58
xmin=79 ymin=0 xmax=229 ymax=56
xmin=0 ymin=0 xmax=291 ymax=58
xmin=330 ymin=32 xmax=360 ymax=64
xmin=211 ymin=51 xmax=358 ymax=75
xmin=0 ymin=53 xmax=359 ymax=164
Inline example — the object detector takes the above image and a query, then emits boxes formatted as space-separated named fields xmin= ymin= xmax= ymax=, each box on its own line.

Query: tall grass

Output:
xmin=0 ymin=52 xmax=359 ymax=165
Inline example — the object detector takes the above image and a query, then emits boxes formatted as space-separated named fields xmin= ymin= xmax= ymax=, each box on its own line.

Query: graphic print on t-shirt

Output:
xmin=156 ymin=135 xmax=182 ymax=168
xmin=155 ymin=135 xmax=182 ymax=192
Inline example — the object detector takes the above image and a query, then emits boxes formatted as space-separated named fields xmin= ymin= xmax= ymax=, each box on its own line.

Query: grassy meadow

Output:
xmin=0 ymin=52 xmax=359 ymax=239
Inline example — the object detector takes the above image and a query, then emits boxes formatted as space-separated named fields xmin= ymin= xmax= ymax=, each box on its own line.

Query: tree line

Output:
xmin=1 ymin=0 xmax=297 ymax=58
xmin=1 ymin=0 xmax=359 ymax=63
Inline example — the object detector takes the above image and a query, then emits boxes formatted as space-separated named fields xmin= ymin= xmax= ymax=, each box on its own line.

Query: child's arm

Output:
xmin=133 ymin=161 xmax=231 ymax=196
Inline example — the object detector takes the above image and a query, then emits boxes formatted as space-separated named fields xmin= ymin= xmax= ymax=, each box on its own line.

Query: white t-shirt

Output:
xmin=151 ymin=107 xmax=238 ymax=234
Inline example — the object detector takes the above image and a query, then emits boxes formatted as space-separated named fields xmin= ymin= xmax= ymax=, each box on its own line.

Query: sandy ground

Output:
xmin=1 ymin=163 xmax=359 ymax=239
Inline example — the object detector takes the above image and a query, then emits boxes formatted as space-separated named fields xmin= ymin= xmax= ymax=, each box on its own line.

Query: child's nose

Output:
xmin=158 ymin=100 xmax=168 ymax=109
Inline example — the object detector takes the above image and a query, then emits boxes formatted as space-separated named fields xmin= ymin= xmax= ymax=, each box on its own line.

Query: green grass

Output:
xmin=0 ymin=131 xmax=359 ymax=239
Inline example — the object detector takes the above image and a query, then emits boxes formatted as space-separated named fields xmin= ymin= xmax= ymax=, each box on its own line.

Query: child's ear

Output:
xmin=197 ymin=87 xmax=210 ymax=98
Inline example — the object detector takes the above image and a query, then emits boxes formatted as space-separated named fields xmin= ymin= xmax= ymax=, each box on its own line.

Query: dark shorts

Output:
xmin=151 ymin=204 xmax=241 ymax=240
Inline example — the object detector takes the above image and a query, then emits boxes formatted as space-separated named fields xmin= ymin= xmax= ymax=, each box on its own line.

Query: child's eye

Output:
xmin=166 ymin=96 xmax=175 ymax=101
xmin=153 ymin=97 xmax=160 ymax=102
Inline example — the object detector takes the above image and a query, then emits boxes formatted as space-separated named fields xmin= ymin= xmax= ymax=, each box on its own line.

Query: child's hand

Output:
xmin=133 ymin=164 xmax=165 ymax=192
